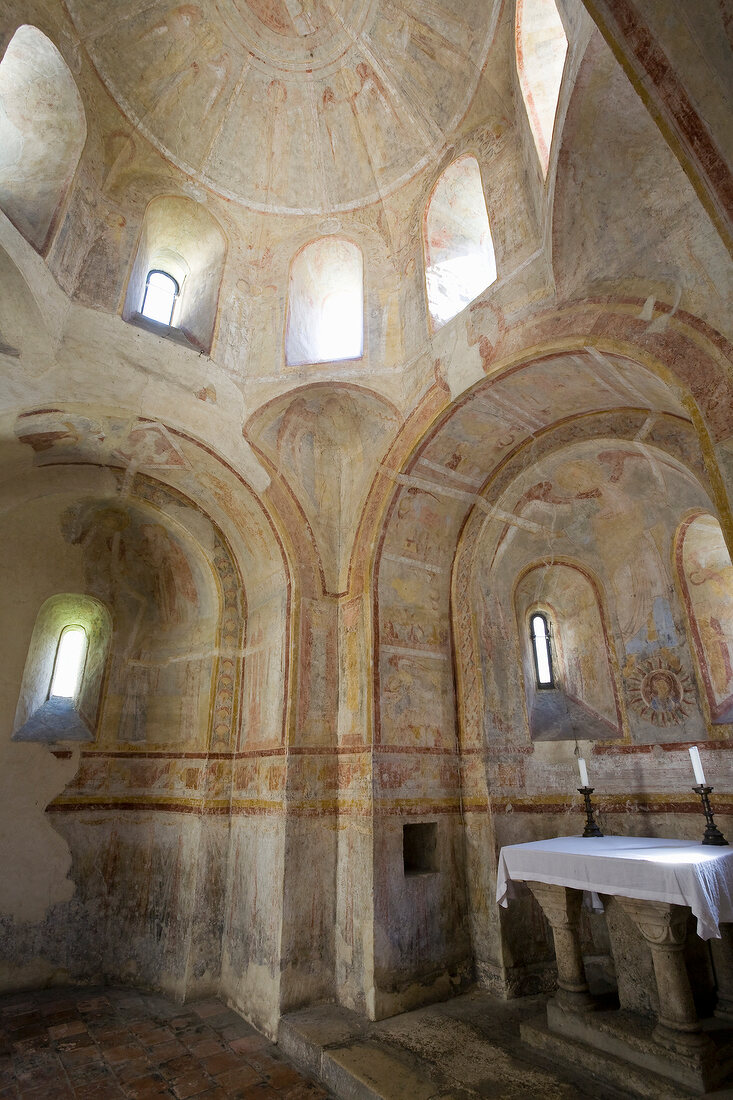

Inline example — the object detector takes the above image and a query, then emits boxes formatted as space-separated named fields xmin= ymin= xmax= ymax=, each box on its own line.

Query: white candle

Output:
xmin=577 ymin=757 xmax=589 ymax=788
xmin=689 ymin=745 xmax=706 ymax=785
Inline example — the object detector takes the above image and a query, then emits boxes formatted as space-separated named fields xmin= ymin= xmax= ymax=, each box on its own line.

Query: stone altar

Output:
xmin=497 ymin=836 xmax=733 ymax=1094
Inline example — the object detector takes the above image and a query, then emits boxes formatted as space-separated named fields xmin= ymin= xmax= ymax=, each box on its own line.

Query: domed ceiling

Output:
xmin=64 ymin=0 xmax=500 ymax=214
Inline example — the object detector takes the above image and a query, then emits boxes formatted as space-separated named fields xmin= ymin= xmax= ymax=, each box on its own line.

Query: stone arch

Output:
xmin=0 ymin=25 xmax=86 ymax=253
xmin=362 ymin=340 xmax=727 ymax=1001
xmin=0 ymin=405 xmax=299 ymax=1022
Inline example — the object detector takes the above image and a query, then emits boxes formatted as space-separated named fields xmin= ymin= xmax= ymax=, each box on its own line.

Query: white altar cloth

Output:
xmin=496 ymin=835 xmax=733 ymax=940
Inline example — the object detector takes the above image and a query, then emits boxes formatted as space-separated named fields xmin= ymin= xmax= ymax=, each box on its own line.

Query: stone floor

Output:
xmin=279 ymin=990 xmax=733 ymax=1099
xmin=0 ymin=986 xmax=330 ymax=1099
xmin=3 ymin=986 xmax=731 ymax=1099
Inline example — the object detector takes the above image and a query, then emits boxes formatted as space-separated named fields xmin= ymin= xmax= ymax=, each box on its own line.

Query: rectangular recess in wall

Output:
xmin=403 ymin=821 xmax=438 ymax=876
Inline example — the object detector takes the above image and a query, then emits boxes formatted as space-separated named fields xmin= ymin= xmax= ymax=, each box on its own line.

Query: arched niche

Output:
xmin=0 ymin=25 xmax=86 ymax=253
xmin=285 ymin=237 xmax=364 ymax=366
xmin=677 ymin=513 xmax=733 ymax=725
xmin=423 ymin=154 xmax=496 ymax=331
xmin=515 ymin=0 xmax=568 ymax=176
xmin=514 ymin=562 xmax=622 ymax=742
xmin=13 ymin=593 xmax=112 ymax=743
xmin=123 ymin=195 xmax=227 ymax=353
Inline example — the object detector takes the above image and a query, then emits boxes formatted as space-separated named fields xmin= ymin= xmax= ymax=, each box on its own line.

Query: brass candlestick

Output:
xmin=578 ymin=787 xmax=603 ymax=837
xmin=692 ymin=784 xmax=728 ymax=846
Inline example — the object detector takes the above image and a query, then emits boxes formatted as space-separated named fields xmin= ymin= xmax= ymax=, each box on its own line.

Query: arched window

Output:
xmin=424 ymin=155 xmax=497 ymax=331
xmin=677 ymin=514 xmax=733 ymax=724
xmin=123 ymin=196 xmax=227 ymax=353
xmin=13 ymin=594 xmax=111 ymax=743
xmin=49 ymin=625 xmax=88 ymax=699
xmin=515 ymin=0 xmax=568 ymax=176
xmin=0 ymin=26 xmax=86 ymax=252
xmin=530 ymin=612 xmax=554 ymax=687
xmin=285 ymin=237 xmax=363 ymax=365
xmin=141 ymin=270 xmax=179 ymax=326
xmin=516 ymin=565 xmax=622 ymax=742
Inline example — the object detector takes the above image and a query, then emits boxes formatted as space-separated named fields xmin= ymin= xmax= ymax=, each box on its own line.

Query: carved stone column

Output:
xmin=527 ymin=882 xmax=595 ymax=1011
xmin=616 ymin=897 xmax=709 ymax=1052
xmin=711 ymin=922 xmax=733 ymax=1021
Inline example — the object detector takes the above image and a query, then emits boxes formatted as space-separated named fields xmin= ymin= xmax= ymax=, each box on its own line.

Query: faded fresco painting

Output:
xmin=476 ymin=440 xmax=710 ymax=745
xmin=61 ymin=497 xmax=220 ymax=748
xmin=679 ymin=513 xmax=733 ymax=724
xmin=514 ymin=564 xmax=621 ymax=742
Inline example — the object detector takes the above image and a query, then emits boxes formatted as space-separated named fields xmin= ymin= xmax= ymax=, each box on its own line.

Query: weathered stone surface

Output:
xmin=0 ymin=2 xmax=731 ymax=1093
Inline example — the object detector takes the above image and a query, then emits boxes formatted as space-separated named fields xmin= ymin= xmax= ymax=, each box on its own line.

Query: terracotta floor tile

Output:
xmin=170 ymin=1073 xmax=213 ymax=1098
xmin=188 ymin=1039 xmax=224 ymax=1059
xmin=49 ymin=1020 xmax=88 ymax=1040
xmin=212 ymin=1064 xmax=262 ymax=1095
xmin=258 ymin=1064 xmax=302 ymax=1090
xmin=0 ymin=991 xmax=328 ymax=1100
xmin=190 ymin=1003 xmax=224 ymax=1020
xmin=142 ymin=1029 xmax=176 ymax=1048
xmin=199 ymin=1052 xmax=240 ymax=1077
xmin=225 ymin=1038 xmax=269 ymax=1058
xmin=59 ymin=1044 xmax=102 ymax=1068
xmin=122 ymin=1073 xmax=172 ymax=1099
xmin=76 ymin=997 xmax=112 ymax=1013
xmin=146 ymin=1042 xmax=187 ymax=1066
xmin=112 ymin=1056 xmax=155 ymax=1083
xmin=94 ymin=1029 xmax=131 ymax=1046
xmin=237 ymin=1086 xmax=278 ymax=1100
xmin=104 ymin=1043 xmax=146 ymax=1065
xmin=158 ymin=1054 xmax=198 ymax=1078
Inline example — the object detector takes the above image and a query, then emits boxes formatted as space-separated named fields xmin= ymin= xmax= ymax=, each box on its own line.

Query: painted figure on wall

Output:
xmin=60 ymin=498 xmax=215 ymax=746
xmin=679 ymin=513 xmax=733 ymax=723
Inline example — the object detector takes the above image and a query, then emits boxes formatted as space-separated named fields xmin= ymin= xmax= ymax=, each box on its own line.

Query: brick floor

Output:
xmin=0 ymin=988 xmax=332 ymax=1099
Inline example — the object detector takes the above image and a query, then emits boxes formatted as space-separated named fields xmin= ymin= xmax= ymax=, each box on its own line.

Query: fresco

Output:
xmin=679 ymin=513 xmax=733 ymax=724
xmin=476 ymin=440 xmax=710 ymax=744
xmin=248 ymin=386 xmax=399 ymax=592
xmin=58 ymin=493 xmax=228 ymax=749
xmin=515 ymin=564 xmax=622 ymax=742
xmin=62 ymin=0 xmax=498 ymax=213
xmin=624 ymin=655 xmax=696 ymax=728
xmin=515 ymin=0 xmax=567 ymax=174
xmin=0 ymin=26 xmax=86 ymax=251
xmin=15 ymin=411 xmax=189 ymax=471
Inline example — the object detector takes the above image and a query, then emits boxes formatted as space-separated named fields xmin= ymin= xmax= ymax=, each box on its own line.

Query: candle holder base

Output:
xmin=693 ymin=785 xmax=728 ymax=846
xmin=578 ymin=787 xmax=603 ymax=837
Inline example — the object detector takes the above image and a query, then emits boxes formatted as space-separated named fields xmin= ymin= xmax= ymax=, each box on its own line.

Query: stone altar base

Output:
xmin=521 ymin=1001 xmax=733 ymax=1096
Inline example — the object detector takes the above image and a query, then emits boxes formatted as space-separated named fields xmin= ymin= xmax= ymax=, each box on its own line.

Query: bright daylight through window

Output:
xmin=531 ymin=613 xmax=553 ymax=686
xmin=49 ymin=626 xmax=87 ymax=699
xmin=141 ymin=270 xmax=178 ymax=326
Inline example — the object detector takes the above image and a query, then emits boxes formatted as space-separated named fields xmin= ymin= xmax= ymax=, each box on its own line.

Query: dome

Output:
xmin=65 ymin=0 xmax=500 ymax=213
